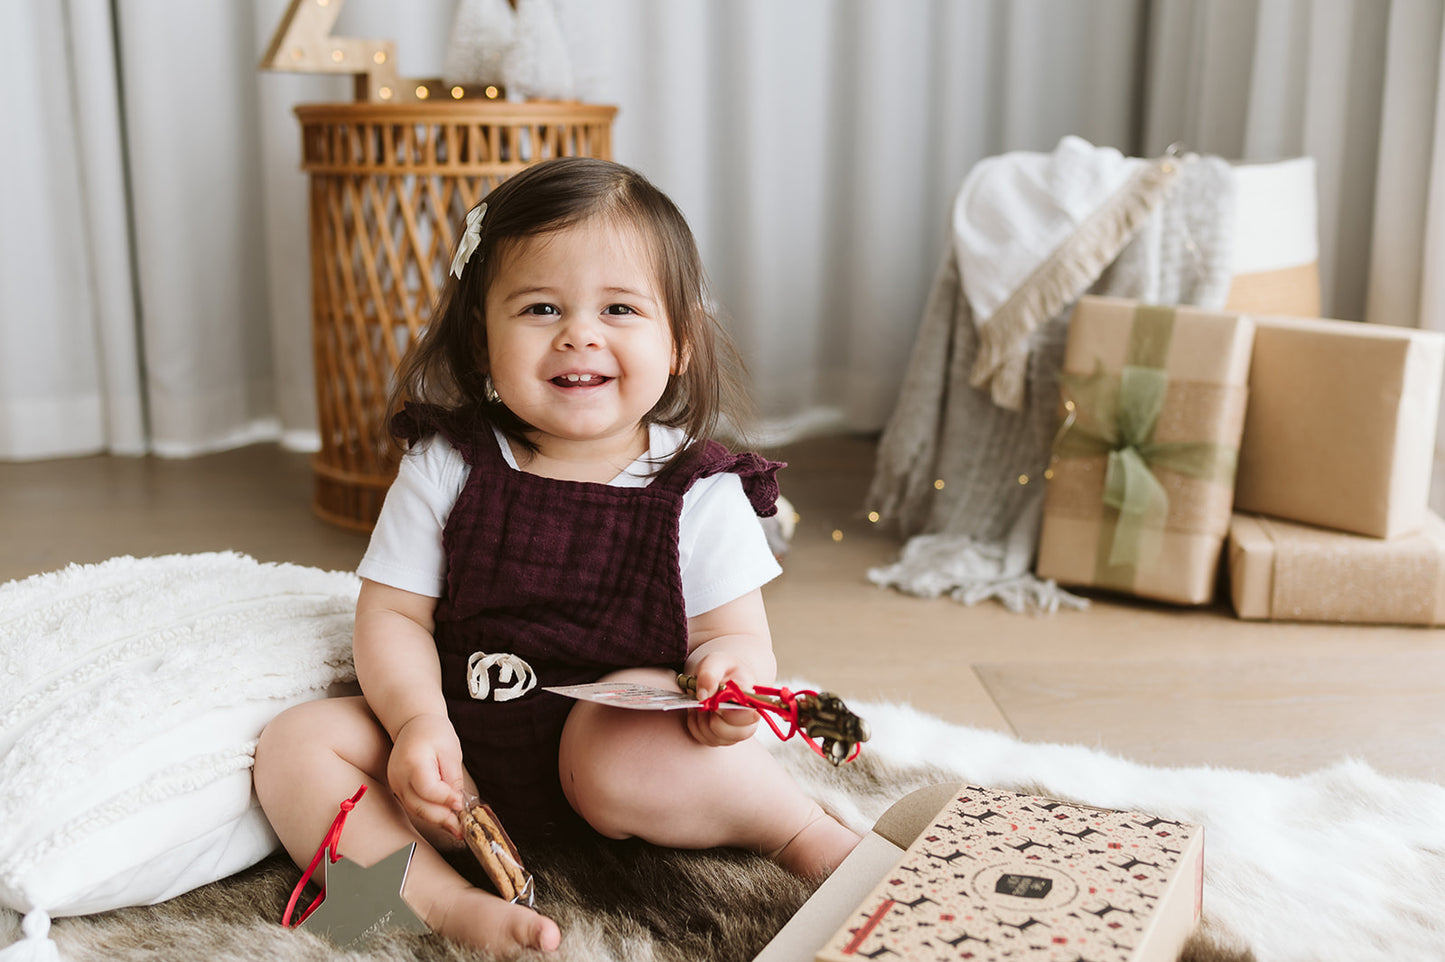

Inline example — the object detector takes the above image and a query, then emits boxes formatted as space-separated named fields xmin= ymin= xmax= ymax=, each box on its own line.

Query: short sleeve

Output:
xmin=677 ymin=471 xmax=783 ymax=617
xmin=356 ymin=436 xmax=469 ymax=597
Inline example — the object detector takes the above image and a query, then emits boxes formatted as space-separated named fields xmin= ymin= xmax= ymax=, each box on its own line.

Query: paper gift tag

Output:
xmin=544 ymin=682 xmax=751 ymax=710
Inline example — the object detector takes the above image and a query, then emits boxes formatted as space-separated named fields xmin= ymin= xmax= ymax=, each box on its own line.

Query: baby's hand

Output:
xmin=685 ymin=654 xmax=761 ymax=747
xmin=388 ymin=712 xmax=466 ymax=838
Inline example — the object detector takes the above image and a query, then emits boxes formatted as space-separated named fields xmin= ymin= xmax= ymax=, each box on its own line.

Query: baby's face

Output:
xmin=483 ymin=216 xmax=679 ymax=464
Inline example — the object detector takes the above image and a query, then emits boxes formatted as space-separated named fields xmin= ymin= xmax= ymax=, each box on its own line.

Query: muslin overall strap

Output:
xmin=430 ymin=426 xmax=695 ymax=842
xmin=665 ymin=439 xmax=785 ymax=517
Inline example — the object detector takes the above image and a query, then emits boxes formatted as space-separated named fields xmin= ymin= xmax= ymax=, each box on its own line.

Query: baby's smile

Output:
xmin=550 ymin=372 xmax=613 ymax=387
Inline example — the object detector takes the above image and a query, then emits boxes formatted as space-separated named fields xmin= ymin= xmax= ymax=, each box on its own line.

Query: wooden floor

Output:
xmin=3 ymin=436 xmax=1443 ymax=785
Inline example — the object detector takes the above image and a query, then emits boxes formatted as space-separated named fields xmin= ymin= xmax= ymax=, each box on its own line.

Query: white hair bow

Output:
xmin=449 ymin=202 xmax=488 ymax=279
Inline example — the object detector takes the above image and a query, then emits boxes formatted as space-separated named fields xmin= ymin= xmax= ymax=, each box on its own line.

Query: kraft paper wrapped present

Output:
xmin=1232 ymin=316 xmax=1445 ymax=539
xmin=1228 ymin=512 xmax=1445 ymax=624
xmin=806 ymin=785 xmax=1204 ymax=962
xmin=1035 ymin=296 xmax=1253 ymax=604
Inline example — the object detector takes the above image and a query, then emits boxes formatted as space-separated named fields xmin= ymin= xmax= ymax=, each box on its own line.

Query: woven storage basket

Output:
xmin=297 ymin=100 xmax=617 ymax=531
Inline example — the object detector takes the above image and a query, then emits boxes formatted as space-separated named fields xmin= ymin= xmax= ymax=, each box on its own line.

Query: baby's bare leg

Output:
xmin=253 ymin=696 xmax=560 ymax=955
xmin=557 ymin=669 xmax=860 ymax=878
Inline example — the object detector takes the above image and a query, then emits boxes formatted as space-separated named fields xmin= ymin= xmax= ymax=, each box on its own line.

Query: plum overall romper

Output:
xmin=394 ymin=407 xmax=782 ymax=844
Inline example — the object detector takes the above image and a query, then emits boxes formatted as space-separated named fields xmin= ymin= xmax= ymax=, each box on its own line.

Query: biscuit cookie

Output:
xmin=459 ymin=800 xmax=532 ymax=903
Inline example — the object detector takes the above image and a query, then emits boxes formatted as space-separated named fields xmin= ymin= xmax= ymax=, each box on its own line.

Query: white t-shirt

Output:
xmin=358 ymin=424 xmax=782 ymax=618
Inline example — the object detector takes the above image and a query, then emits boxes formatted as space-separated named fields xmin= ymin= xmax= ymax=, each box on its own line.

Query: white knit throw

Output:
xmin=866 ymin=147 xmax=1236 ymax=613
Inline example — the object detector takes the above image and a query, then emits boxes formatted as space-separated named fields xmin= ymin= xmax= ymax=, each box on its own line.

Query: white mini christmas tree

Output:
xmin=442 ymin=0 xmax=575 ymax=101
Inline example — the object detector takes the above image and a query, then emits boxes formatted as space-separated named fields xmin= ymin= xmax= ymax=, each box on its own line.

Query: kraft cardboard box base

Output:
xmin=755 ymin=784 xmax=1203 ymax=962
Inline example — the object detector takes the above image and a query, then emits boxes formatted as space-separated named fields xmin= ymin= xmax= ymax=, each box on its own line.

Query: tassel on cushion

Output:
xmin=0 ymin=910 xmax=59 ymax=961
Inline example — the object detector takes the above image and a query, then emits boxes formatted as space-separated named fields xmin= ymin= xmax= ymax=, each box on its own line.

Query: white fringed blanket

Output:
xmin=1 ymin=554 xmax=1441 ymax=962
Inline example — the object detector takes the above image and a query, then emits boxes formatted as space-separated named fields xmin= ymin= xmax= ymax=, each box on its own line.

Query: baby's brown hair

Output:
xmin=389 ymin=157 xmax=750 ymax=456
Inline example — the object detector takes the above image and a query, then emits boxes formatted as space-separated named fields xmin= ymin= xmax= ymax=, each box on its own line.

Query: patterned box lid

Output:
xmin=816 ymin=785 xmax=1204 ymax=962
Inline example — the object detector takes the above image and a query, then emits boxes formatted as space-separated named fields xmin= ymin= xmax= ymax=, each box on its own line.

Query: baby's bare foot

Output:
xmin=771 ymin=809 xmax=861 ymax=878
xmin=424 ymin=883 xmax=561 ymax=956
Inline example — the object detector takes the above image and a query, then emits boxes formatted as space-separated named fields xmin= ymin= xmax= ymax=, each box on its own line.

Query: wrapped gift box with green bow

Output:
xmin=1036 ymin=296 xmax=1254 ymax=604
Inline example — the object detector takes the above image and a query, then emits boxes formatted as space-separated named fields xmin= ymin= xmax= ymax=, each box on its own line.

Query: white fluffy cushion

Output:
xmin=0 ymin=553 xmax=358 ymax=919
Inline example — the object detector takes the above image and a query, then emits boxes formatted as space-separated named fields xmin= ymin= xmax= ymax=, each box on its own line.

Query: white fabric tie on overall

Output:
xmin=466 ymin=652 xmax=537 ymax=701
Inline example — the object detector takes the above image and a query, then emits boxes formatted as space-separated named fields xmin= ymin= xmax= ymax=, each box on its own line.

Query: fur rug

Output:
xmin=11 ymin=698 xmax=1445 ymax=962
xmin=2 ymin=555 xmax=1439 ymax=962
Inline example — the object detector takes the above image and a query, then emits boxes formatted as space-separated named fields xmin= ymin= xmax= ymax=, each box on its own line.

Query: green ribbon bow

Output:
xmin=1055 ymin=361 xmax=1237 ymax=570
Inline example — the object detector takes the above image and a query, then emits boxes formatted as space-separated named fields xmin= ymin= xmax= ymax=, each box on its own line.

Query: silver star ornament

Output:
xmin=299 ymin=842 xmax=431 ymax=945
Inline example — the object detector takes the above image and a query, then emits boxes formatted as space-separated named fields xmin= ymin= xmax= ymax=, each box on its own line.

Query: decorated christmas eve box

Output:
xmin=1035 ymin=297 xmax=1253 ymax=604
xmin=754 ymin=783 xmax=1204 ymax=962
xmin=1228 ymin=511 xmax=1445 ymax=625
xmin=1232 ymin=315 xmax=1445 ymax=539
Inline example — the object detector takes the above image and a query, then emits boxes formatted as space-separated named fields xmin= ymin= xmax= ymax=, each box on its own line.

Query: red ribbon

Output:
xmin=697 ymin=681 xmax=862 ymax=763
xmin=282 ymin=784 xmax=368 ymax=927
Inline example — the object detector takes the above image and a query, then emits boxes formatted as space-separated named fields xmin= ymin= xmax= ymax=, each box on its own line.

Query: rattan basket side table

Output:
xmin=296 ymin=100 xmax=617 ymax=531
